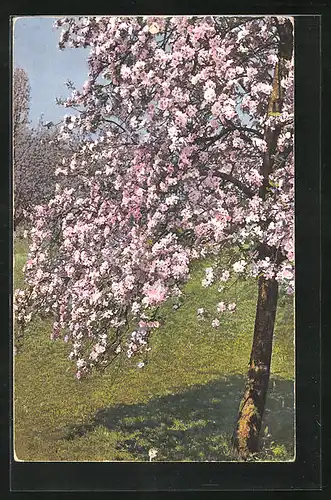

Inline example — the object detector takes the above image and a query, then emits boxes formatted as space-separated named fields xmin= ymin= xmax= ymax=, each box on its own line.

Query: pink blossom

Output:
xmin=204 ymin=87 xmax=216 ymax=102
xmin=143 ymin=281 xmax=167 ymax=305
xmin=220 ymin=271 xmax=230 ymax=282
xmin=217 ymin=302 xmax=226 ymax=313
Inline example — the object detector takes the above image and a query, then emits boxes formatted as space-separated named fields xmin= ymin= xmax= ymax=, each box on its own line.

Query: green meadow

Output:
xmin=14 ymin=237 xmax=295 ymax=462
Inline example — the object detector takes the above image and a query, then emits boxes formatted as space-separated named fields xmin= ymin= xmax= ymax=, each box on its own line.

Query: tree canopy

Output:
xmin=15 ymin=16 xmax=294 ymax=381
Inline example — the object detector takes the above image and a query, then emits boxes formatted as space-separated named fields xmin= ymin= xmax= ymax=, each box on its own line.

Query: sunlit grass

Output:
xmin=13 ymin=237 xmax=295 ymax=462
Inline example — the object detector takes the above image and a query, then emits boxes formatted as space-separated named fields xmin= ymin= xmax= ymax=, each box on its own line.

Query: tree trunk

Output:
xmin=231 ymin=17 xmax=292 ymax=461
xmin=232 ymin=275 xmax=278 ymax=460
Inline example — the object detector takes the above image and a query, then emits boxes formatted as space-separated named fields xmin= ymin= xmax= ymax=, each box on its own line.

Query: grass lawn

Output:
xmin=13 ymin=237 xmax=295 ymax=462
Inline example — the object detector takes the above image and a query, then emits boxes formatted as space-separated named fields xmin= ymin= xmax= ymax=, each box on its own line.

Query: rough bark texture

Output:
xmin=232 ymin=276 xmax=278 ymax=459
xmin=231 ymin=19 xmax=292 ymax=460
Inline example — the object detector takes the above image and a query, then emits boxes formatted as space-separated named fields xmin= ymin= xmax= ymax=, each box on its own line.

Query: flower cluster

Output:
xmin=202 ymin=267 xmax=214 ymax=287
xmin=127 ymin=327 xmax=149 ymax=358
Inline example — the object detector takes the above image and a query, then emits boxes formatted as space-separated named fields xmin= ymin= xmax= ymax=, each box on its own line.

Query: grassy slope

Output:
xmin=14 ymin=238 xmax=295 ymax=462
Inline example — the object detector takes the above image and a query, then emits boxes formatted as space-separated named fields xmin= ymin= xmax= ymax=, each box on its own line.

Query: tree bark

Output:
xmin=231 ymin=16 xmax=292 ymax=461
xmin=232 ymin=275 xmax=278 ymax=459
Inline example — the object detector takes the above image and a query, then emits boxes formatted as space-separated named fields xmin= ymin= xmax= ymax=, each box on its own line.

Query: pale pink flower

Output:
xmin=220 ymin=270 xmax=230 ymax=282
xmin=217 ymin=302 xmax=226 ymax=313
xmin=143 ymin=281 xmax=167 ymax=305
xmin=204 ymin=87 xmax=216 ymax=102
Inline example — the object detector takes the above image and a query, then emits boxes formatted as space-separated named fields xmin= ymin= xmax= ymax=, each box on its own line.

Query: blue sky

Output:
xmin=13 ymin=17 xmax=89 ymax=125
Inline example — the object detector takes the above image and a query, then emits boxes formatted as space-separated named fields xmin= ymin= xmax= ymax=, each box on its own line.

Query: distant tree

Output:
xmin=13 ymin=67 xmax=30 ymax=136
xmin=13 ymin=68 xmax=79 ymax=228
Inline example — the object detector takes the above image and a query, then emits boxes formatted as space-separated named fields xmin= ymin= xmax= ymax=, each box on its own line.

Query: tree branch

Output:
xmin=196 ymin=123 xmax=264 ymax=150
xmin=101 ymin=117 xmax=127 ymax=133
xmin=196 ymin=128 xmax=231 ymax=147
xmin=200 ymin=166 xmax=255 ymax=198
xmin=215 ymin=171 xmax=255 ymax=198
xmin=223 ymin=119 xmax=264 ymax=139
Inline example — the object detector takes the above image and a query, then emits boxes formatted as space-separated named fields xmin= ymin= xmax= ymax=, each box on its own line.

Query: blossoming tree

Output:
xmin=15 ymin=16 xmax=294 ymax=459
xmin=13 ymin=68 xmax=82 ymax=229
xmin=13 ymin=67 xmax=32 ymax=228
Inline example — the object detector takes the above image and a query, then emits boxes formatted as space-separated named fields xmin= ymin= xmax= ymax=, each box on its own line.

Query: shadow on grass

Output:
xmin=62 ymin=375 xmax=294 ymax=462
